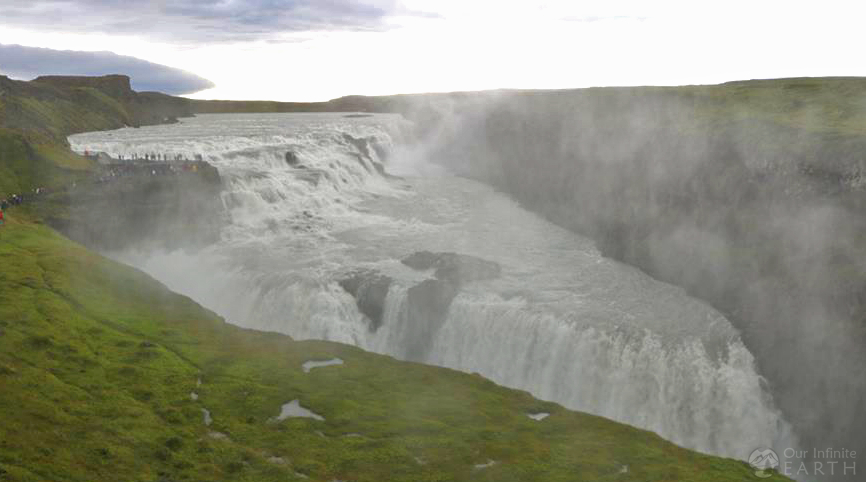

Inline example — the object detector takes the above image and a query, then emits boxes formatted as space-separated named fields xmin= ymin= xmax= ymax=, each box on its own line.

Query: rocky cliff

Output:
xmin=54 ymin=160 xmax=223 ymax=251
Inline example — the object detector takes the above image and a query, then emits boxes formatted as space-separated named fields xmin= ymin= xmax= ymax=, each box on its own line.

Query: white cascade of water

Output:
xmin=363 ymin=287 xmax=794 ymax=458
xmin=69 ymin=113 xmax=798 ymax=465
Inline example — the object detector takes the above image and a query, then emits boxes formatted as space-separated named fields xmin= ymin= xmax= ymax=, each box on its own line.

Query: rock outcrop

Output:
xmin=285 ymin=151 xmax=300 ymax=166
xmin=55 ymin=161 xmax=224 ymax=251
xmin=338 ymin=270 xmax=393 ymax=331
xmin=401 ymin=279 xmax=460 ymax=361
xmin=339 ymin=252 xmax=500 ymax=351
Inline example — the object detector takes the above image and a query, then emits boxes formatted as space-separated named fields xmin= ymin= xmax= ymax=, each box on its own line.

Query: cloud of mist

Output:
xmin=0 ymin=44 xmax=215 ymax=94
xmin=408 ymin=84 xmax=866 ymax=481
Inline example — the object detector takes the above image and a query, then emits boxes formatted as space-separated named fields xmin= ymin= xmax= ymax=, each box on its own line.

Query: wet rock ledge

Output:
xmin=53 ymin=159 xmax=224 ymax=251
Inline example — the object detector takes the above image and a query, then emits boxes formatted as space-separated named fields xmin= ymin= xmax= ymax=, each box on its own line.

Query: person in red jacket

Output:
xmin=0 ymin=208 xmax=5 ymax=227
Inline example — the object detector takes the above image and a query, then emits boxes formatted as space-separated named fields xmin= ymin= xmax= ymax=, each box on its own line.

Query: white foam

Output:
xmin=302 ymin=358 xmax=344 ymax=373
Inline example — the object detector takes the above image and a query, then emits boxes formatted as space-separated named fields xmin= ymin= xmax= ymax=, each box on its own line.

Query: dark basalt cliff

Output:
xmin=54 ymin=161 xmax=223 ymax=251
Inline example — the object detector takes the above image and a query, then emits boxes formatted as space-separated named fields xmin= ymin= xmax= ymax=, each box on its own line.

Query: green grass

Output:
xmin=0 ymin=215 xmax=789 ymax=481
xmin=2 ymin=88 xmax=129 ymax=142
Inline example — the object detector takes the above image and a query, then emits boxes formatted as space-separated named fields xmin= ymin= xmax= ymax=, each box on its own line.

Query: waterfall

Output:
xmin=364 ymin=287 xmax=793 ymax=458
xmin=69 ymin=112 xmax=798 ymax=464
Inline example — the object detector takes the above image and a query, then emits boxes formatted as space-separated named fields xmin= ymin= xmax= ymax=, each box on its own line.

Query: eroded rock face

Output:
xmin=56 ymin=161 xmax=223 ymax=252
xmin=341 ymin=133 xmax=394 ymax=179
xmin=338 ymin=270 xmax=393 ymax=331
xmin=338 ymin=270 xmax=460 ymax=359
xmin=402 ymin=278 xmax=460 ymax=361
xmin=401 ymin=251 xmax=501 ymax=284
xmin=339 ymin=253 xmax=499 ymax=356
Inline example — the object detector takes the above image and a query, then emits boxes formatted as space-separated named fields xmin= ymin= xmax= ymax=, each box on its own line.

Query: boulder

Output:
xmin=285 ymin=151 xmax=300 ymax=166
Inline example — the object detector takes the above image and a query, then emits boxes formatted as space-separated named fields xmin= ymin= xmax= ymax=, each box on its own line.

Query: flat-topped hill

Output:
xmin=32 ymin=74 xmax=135 ymax=98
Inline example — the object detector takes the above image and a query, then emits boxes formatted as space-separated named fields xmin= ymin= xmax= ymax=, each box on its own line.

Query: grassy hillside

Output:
xmin=0 ymin=128 xmax=93 ymax=197
xmin=2 ymin=75 xmax=135 ymax=141
xmin=0 ymin=216 xmax=788 ymax=481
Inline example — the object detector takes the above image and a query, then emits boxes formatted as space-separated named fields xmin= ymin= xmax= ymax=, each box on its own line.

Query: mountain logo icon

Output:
xmin=749 ymin=447 xmax=780 ymax=478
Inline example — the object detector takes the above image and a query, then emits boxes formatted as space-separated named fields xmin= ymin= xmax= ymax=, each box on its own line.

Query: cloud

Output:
xmin=0 ymin=0 xmax=430 ymax=43
xmin=560 ymin=15 xmax=648 ymax=23
xmin=0 ymin=44 xmax=215 ymax=95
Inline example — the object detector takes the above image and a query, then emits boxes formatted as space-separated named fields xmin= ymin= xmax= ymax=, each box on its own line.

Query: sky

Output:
xmin=1 ymin=0 xmax=865 ymax=102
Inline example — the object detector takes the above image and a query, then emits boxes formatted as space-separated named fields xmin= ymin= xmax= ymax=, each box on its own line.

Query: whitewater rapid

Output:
xmin=70 ymin=113 xmax=796 ymax=460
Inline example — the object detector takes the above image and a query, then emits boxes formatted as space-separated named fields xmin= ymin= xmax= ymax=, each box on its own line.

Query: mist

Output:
xmin=408 ymin=83 xmax=866 ymax=478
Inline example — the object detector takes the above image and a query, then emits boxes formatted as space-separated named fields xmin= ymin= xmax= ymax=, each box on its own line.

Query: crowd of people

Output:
xmin=0 ymin=153 xmax=211 ymax=229
xmin=85 ymin=150 xmax=203 ymax=163
xmin=1 ymin=188 xmax=49 ymax=210
xmin=96 ymin=159 xmax=205 ymax=184
xmin=81 ymin=150 xmax=207 ymax=184
xmin=0 ymin=187 xmax=50 ymax=228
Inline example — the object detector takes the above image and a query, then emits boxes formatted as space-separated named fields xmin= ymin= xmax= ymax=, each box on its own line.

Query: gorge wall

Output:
xmin=53 ymin=161 xmax=224 ymax=251
xmin=415 ymin=81 xmax=866 ymax=471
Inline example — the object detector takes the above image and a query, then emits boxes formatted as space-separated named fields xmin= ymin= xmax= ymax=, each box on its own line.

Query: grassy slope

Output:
xmin=0 ymin=128 xmax=93 ymax=198
xmin=687 ymin=77 xmax=866 ymax=134
xmin=0 ymin=81 xmax=130 ymax=142
xmin=0 ymin=217 xmax=788 ymax=482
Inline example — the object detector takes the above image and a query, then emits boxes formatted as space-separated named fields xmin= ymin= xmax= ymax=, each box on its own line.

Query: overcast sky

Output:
xmin=1 ymin=0 xmax=864 ymax=101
